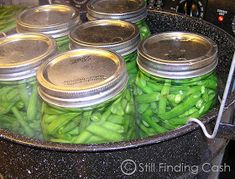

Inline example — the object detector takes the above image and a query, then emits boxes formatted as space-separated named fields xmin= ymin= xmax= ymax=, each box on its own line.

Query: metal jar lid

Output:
xmin=137 ymin=32 xmax=218 ymax=79
xmin=16 ymin=4 xmax=81 ymax=38
xmin=86 ymin=0 xmax=147 ymax=23
xmin=37 ymin=48 xmax=128 ymax=108
xmin=69 ymin=20 xmax=140 ymax=56
xmin=0 ymin=33 xmax=57 ymax=81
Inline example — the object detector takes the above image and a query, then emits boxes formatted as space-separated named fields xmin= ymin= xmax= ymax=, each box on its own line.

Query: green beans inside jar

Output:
xmin=69 ymin=20 xmax=140 ymax=86
xmin=37 ymin=48 xmax=136 ymax=144
xmin=135 ymin=32 xmax=218 ymax=137
xmin=16 ymin=4 xmax=81 ymax=52
xmin=0 ymin=33 xmax=57 ymax=139
xmin=86 ymin=0 xmax=151 ymax=40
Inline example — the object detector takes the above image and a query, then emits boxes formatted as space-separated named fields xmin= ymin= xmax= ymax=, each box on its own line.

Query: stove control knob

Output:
xmin=176 ymin=0 xmax=204 ymax=18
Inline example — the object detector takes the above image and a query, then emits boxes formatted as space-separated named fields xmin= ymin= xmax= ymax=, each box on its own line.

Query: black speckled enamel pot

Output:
xmin=1 ymin=10 xmax=235 ymax=179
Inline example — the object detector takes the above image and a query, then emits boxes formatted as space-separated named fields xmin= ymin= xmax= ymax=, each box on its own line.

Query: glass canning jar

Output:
xmin=0 ymin=33 xmax=57 ymax=139
xmin=37 ymin=48 xmax=136 ymax=144
xmin=16 ymin=4 xmax=81 ymax=52
xmin=69 ymin=20 xmax=140 ymax=86
xmin=86 ymin=0 xmax=151 ymax=40
xmin=135 ymin=32 xmax=218 ymax=137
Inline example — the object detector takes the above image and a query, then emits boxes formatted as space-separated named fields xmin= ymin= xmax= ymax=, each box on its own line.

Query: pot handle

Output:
xmin=188 ymin=52 xmax=235 ymax=139
xmin=217 ymin=122 xmax=235 ymax=140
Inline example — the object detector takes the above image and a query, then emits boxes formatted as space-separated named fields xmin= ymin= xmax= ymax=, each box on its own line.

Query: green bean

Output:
xmin=0 ymin=102 xmax=16 ymax=115
xmin=27 ymin=85 xmax=38 ymax=121
xmin=74 ymin=130 xmax=92 ymax=143
xmin=102 ymin=121 xmax=124 ymax=133
xmin=159 ymin=93 xmax=201 ymax=120
xmin=0 ymin=86 xmax=13 ymax=95
xmin=68 ymin=128 xmax=80 ymax=135
xmin=18 ymin=84 xmax=29 ymax=109
xmin=139 ymin=124 xmax=155 ymax=137
xmin=108 ymin=115 xmax=124 ymax=124
xmin=125 ymin=103 xmax=134 ymax=114
xmin=179 ymin=107 xmax=199 ymax=117
xmin=46 ymin=113 xmax=78 ymax=134
xmin=196 ymin=99 xmax=204 ymax=109
xmin=91 ymin=112 xmax=102 ymax=122
xmin=126 ymin=60 xmax=137 ymax=71
xmin=136 ymin=76 xmax=153 ymax=93
xmin=136 ymin=93 xmax=160 ymax=103
xmin=142 ymin=115 xmax=167 ymax=133
xmin=202 ymin=90 xmax=209 ymax=101
xmin=199 ymin=98 xmax=216 ymax=115
xmin=59 ymin=120 xmax=79 ymax=134
xmin=138 ymin=104 xmax=149 ymax=114
xmin=158 ymin=82 xmax=170 ymax=115
xmin=11 ymin=107 xmax=33 ymax=137
xmin=146 ymin=82 xmax=162 ymax=91
xmin=123 ymin=115 xmax=131 ymax=132
xmin=56 ymin=36 xmax=70 ymax=52
xmin=136 ymin=20 xmax=151 ymax=40
xmin=6 ymin=88 xmax=19 ymax=101
xmin=111 ymin=100 xmax=125 ymax=115
xmin=87 ymin=123 xmax=123 ymax=141
xmin=160 ymin=120 xmax=175 ymax=129
xmin=43 ymin=114 xmax=58 ymax=124
xmin=101 ymin=109 xmax=112 ymax=121
xmin=79 ymin=111 xmax=92 ymax=130
xmin=169 ymin=111 xmax=201 ymax=126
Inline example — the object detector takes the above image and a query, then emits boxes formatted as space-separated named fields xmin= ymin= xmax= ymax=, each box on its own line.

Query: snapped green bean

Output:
xmin=134 ymin=71 xmax=218 ymax=137
xmin=41 ymin=89 xmax=136 ymax=144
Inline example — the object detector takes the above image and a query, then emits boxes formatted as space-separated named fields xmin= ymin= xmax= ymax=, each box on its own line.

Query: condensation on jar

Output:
xmin=0 ymin=33 xmax=57 ymax=140
xmin=69 ymin=19 xmax=140 ymax=85
xmin=86 ymin=0 xmax=151 ymax=40
xmin=135 ymin=32 xmax=218 ymax=138
xmin=16 ymin=4 xmax=81 ymax=52
xmin=37 ymin=48 xmax=136 ymax=144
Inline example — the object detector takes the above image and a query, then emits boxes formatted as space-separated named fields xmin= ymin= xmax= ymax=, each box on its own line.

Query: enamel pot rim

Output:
xmin=0 ymin=10 xmax=235 ymax=153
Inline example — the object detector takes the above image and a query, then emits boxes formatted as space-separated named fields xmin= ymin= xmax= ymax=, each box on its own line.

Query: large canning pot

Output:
xmin=0 ymin=10 xmax=235 ymax=178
